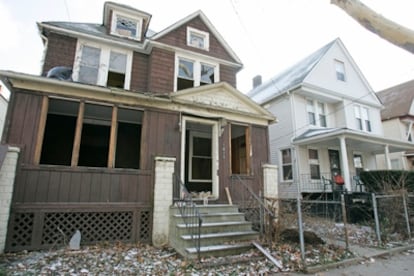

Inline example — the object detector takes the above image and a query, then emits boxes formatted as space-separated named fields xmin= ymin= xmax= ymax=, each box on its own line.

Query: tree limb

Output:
xmin=331 ymin=0 xmax=414 ymax=54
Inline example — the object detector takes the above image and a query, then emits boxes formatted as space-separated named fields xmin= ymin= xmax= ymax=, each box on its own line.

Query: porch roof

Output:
xmin=292 ymin=128 xmax=414 ymax=154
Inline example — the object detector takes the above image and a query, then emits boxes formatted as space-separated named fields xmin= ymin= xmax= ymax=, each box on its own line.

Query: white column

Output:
xmin=262 ymin=164 xmax=278 ymax=199
xmin=384 ymin=144 xmax=391 ymax=169
xmin=0 ymin=146 xmax=20 ymax=253
xmin=152 ymin=156 xmax=176 ymax=247
xmin=339 ymin=137 xmax=351 ymax=192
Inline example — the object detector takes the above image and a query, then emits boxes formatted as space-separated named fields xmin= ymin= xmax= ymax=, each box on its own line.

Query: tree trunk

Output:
xmin=331 ymin=0 xmax=414 ymax=54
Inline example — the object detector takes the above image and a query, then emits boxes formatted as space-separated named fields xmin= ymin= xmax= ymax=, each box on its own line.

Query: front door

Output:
xmin=328 ymin=149 xmax=341 ymax=178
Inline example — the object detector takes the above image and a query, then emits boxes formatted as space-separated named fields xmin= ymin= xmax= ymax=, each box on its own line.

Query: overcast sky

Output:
xmin=1 ymin=0 xmax=414 ymax=94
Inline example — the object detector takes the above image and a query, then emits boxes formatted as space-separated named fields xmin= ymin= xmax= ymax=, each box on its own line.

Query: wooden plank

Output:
xmin=89 ymin=173 xmax=101 ymax=202
xmin=35 ymin=170 xmax=50 ymax=202
xmin=69 ymin=172 xmax=81 ymax=202
xmin=79 ymin=172 xmax=91 ymax=202
xmin=252 ymin=241 xmax=283 ymax=269
xmin=33 ymin=96 xmax=48 ymax=165
xmin=108 ymin=106 xmax=118 ymax=168
xmin=225 ymin=187 xmax=233 ymax=205
xmin=48 ymin=171 xmax=61 ymax=202
xmin=59 ymin=171 xmax=71 ymax=202
xmin=71 ymin=101 xmax=84 ymax=167
xmin=100 ymin=173 xmax=111 ymax=202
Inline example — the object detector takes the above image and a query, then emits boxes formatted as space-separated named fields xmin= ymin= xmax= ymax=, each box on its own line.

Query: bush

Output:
xmin=360 ymin=170 xmax=414 ymax=193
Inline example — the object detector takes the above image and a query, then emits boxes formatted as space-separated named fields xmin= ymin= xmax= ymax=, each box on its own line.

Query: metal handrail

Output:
xmin=173 ymin=173 xmax=202 ymax=261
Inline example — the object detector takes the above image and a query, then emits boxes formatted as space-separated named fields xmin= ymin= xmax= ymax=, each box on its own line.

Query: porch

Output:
xmin=299 ymin=173 xmax=365 ymax=193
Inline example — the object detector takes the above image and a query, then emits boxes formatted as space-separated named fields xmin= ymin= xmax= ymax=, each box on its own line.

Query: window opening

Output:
xmin=307 ymin=100 xmax=316 ymax=126
xmin=308 ymin=149 xmax=320 ymax=180
xmin=318 ymin=102 xmax=327 ymax=127
xmin=335 ymin=60 xmax=346 ymax=81
xmin=78 ymin=45 xmax=101 ymax=85
xmin=282 ymin=149 xmax=293 ymax=180
xmin=200 ymin=64 xmax=214 ymax=86
xmin=177 ymin=58 xmax=194 ymax=90
xmin=107 ymin=51 xmax=127 ymax=88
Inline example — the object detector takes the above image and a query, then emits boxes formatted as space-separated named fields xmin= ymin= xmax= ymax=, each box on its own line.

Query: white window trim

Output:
xmin=174 ymin=53 xmax=219 ymax=91
xmin=110 ymin=10 xmax=143 ymax=41
xmin=73 ymin=40 xmax=133 ymax=90
xmin=186 ymin=27 xmax=209 ymax=51
xmin=188 ymin=131 xmax=212 ymax=182
xmin=334 ymin=59 xmax=346 ymax=81
xmin=180 ymin=116 xmax=219 ymax=199
xmin=307 ymin=99 xmax=327 ymax=127
xmin=281 ymin=148 xmax=293 ymax=182
xmin=354 ymin=104 xmax=372 ymax=132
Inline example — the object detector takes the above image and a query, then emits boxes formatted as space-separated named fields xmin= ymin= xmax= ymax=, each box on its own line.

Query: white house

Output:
xmin=376 ymin=79 xmax=414 ymax=170
xmin=248 ymin=38 xmax=414 ymax=198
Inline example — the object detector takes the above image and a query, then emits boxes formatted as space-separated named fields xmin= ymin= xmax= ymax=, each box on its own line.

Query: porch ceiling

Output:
xmin=293 ymin=128 xmax=414 ymax=154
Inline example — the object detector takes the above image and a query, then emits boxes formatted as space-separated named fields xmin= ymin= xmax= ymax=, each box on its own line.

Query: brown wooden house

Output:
xmin=0 ymin=2 xmax=275 ymax=252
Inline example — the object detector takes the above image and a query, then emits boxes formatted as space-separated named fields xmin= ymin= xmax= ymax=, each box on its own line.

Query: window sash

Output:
xmin=175 ymin=55 xmax=218 ymax=91
xmin=281 ymin=149 xmax=293 ymax=180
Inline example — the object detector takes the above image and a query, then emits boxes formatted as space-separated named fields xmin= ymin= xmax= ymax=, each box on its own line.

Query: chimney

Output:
xmin=253 ymin=75 xmax=262 ymax=89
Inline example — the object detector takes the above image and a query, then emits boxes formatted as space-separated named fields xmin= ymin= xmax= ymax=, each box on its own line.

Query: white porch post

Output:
xmin=339 ymin=136 xmax=351 ymax=192
xmin=153 ymin=156 xmax=176 ymax=247
xmin=262 ymin=164 xmax=278 ymax=199
xmin=384 ymin=144 xmax=391 ymax=169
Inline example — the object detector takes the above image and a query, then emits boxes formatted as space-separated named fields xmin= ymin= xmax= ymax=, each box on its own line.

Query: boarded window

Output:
xmin=231 ymin=124 xmax=251 ymax=175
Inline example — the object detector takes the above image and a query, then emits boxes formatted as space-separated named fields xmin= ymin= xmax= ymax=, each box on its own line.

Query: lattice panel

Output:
xmin=41 ymin=211 xmax=133 ymax=245
xmin=9 ymin=213 xmax=34 ymax=248
xmin=139 ymin=210 xmax=151 ymax=241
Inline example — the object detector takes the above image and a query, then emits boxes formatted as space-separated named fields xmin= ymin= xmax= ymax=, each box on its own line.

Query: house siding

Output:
xmin=41 ymin=32 xmax=77 ymax=76
xmin=130 ymin=52 xmax=149 ymax=92
xmin=220 ymin=64 xmax=237 ymax=88
xmin=148 ymin=48 xmax=175 ymax=93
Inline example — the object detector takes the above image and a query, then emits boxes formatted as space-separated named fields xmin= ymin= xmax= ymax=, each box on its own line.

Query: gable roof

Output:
xmin=151 ymin=10 xmax=242 ymax=65
xmin=248 ymin=39 xmax=336 ymax=104
xmin=377 ymin=79 xmax=414 ymax=120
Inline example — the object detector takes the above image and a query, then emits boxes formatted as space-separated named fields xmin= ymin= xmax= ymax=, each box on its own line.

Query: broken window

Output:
xmin=110 ymin=11 xmax=143 ymax=40
xmin=200 ymin=64 xmax=214 ymax=86
xmin=107 ymin=51 xmax=127 ymax=88
xmin=177 ymin=58 xmax=194 ymax=90
xmin=187 ymin=27 xmax=209 ymax=50
xmin=39 ymin=98 xmax=142 ymax=169
xmin=231 ymin=124 xmax=251 ymax=175
xmin=176 ymin=55 xmax=218 ymax=91
xmin=78 ymin=45 xmax=101 ymax=85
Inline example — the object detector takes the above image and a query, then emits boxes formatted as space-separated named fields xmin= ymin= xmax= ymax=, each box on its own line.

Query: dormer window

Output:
xmin=187 ymin=27 xmax=209 ymax=51
xmin=111 ymin=11 xmax=143 ymax=40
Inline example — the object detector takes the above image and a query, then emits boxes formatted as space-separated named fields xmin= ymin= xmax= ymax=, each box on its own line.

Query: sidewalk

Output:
xmin=305 ymin=241 xmax=414 ymax=274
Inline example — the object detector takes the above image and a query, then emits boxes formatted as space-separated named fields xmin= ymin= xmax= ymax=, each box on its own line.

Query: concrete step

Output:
xmin=170 ymin=204 xmax=239 ymax=215
xmin=176 ymin=221 xmax=253 ymax=235
xmin=180 ymin=230 xmax=259 ymax=248
xmin=185 ymin=242 xmax=254 ymax=258
xmin=172 ymin=212 xmax=246 ymax=223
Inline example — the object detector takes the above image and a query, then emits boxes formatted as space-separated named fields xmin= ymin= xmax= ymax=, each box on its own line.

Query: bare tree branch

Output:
xmin=331 ymin=0 xmax=414 ymax=54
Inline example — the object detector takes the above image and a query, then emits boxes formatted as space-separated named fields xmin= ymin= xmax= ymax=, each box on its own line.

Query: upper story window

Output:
xmin=176 ymin=54 xmax=218 ymax=91
xmin=354 ymin=105 xmax=372 ymax=132
xmin=111 ymin=11 xmax=143 ymax=40
xmin=73 ymin=40 xmax=132 ymax=89
xmin=187 ymin=27 xmax=209 ymax=51
xmin=405 ymin=121 xmax=413 ymax=142
xmin=307 ymin=99 xmax=327 ymax=127
xmin=335 ymin=60 xmax=346 ymax=81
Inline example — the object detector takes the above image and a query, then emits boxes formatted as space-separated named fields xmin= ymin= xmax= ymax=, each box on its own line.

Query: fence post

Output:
xmin=340 ymin=194 xmax=349 ymax=251
xmin=296 ymin=197 xmax=306 ymax=265
xmin=371 ymin=193 xmax=381 ymax=244
xmin=402 ymin=192 xmax=412 ymax=240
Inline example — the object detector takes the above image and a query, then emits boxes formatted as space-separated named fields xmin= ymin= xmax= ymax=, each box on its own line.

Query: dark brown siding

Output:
xmin=140 ymin=109 xmax=181 ymax=170
xmin=42 ymin=32 xmax=77 ymax=76
xmin=148 ymin=48 xmax=175 ymax=93
xmin=130 ymin=52 xmax=149 ymax=92
xmin=155 ymin=16 xmax=237 ymax=63
xmin=220 ymin=64 xmax=238 ymax=88
xmin=5 ymin=90 xmax=43 ymax=164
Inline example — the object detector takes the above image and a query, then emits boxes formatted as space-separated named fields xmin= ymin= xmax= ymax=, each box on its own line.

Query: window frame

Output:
xmin=230 ymin=123 xmax=251 ymax=176
xmin=175 ymin=53 xmax=219 ymax=91
xmin=354 ymin=105 xmax=372 ymax=132
xmin=73 ymin=40 xmax=133 ymax=90
xmin=307 ymin=99 xmax=327 ymax=127
xmin=188 ymin=131 xmax=212 ymax=182
xmin=334 ymin=59 xmax=346 ymax=81
xmin=308 ymin=148 xmax=321 ymax=180
xmin=186 ymin=27 xmax=209 ymax=51
xmin=110 ymin=10 xmax=143 ymax=40
xmin=281 ymin=148 xmax=293 ymax=181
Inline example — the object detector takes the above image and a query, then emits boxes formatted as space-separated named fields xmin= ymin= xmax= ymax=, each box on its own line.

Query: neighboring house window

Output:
xmin=281 ymin=149 xmax=293 ymax=181
xmin=353 ymin=154 xmax=363 ymax=176
xmin=187 ymin=27 xmax=209 ymax=51
xmin=40 ymin=98 xmax=142 ymax=169
xmin=406 ymin=122 xmax=413 ymax=142
xmin=73 ymin=41 xmax=132 ymax=89
xmin=189 ymin=132 xmax=212 ymax=182
xmin=307 ymin=99 xmax=327 ymax=127
xmin=335 ymin=60 xmax=346 ymax=81
xmin=391 ymin=159 xmax=400 ymax=170
xmin=110 ymin=11 xmax=143 ymax=40
xmin=354 ymin=105 xmax=372 ymax=132
xmin=231 ymin=124 xmax=251 ymax=175
xmin=308 ymin=149 xmax=320 ymax=180
xmin=175 ymin=55 xmax=218 ymax=91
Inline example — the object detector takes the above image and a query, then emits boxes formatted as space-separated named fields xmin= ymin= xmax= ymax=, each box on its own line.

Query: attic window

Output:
xmin=187 ymin=27 xmax=209 ymax=51
xmin=111 ymin=11 xmax=142 ymax=40
xmin=335 ymin=60 xmax=346 ymax=81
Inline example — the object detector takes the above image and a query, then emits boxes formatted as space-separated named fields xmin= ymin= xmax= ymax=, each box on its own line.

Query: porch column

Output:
xmin=0 ymin=146 xmax=20 ymax=253
xmin=263 ymin=164 xmax=278 ymax=198
xmin=339 ymin=137 xmax=351 ymax=192
xmin=153 ymin=156 xmax=176 ymax=247
xmin=384 ymin=144 xmax=391 ymax=169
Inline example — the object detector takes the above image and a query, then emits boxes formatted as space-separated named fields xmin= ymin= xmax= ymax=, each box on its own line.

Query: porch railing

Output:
xmin=231 ymin=175 xmax=275 ymax=242
xmin=172 ymin=174 xmax=202 ymax=261
xmin=300 ymin=172 xmax=366 ymax=193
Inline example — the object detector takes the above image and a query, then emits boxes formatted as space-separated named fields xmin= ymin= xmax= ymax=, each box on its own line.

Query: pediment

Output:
xmin=171 ymin=82 xmax=275 ymax=121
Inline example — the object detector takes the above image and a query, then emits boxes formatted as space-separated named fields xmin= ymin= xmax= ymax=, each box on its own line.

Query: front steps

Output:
xmin=169 ymin=204 xmax=259 ymax=259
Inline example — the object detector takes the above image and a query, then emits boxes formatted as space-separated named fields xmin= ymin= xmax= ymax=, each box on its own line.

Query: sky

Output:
xmin=1 ymin=0 xmax=414 ymax=95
